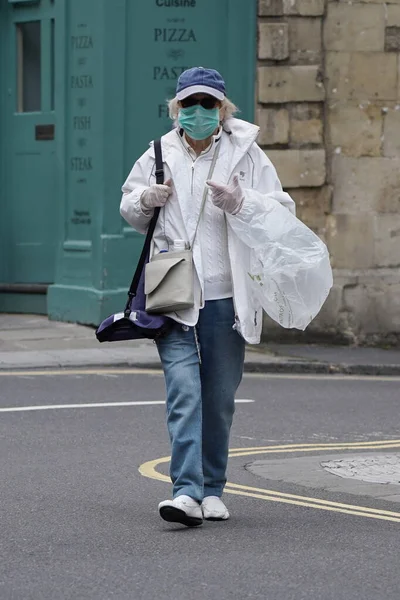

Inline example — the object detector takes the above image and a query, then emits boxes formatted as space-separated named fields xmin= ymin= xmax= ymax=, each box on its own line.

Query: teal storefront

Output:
xmin=0 ymin=0 xmax=257 ymax=325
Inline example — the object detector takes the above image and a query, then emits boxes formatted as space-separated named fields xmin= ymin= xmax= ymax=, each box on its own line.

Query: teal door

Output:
xmin=45 ymin=0 xmax=257 ymax=325
xmin=3 ymin=0 xmax=56 ymax=285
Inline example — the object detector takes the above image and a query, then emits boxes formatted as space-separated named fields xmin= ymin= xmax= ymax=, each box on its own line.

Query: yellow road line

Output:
xmin=139 ymin=441 xmax=400 ymax=523
xmin=230 ymin=443 xmax=400 ymax=458
xmin=224 ymin=489 xmax=400 ymax=523
xmin=225 ymin=482 xmax=400 ymax=517
xmin=139 ymin=456 xmax=170 ymax=483
xmin=228 ymin=440 xmax=400 ymax=453
xmin=139 ymin=455 xmax=400 ymax=517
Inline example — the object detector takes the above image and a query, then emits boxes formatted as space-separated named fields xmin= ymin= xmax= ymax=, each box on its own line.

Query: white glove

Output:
xmin=140 ymin=179 xmax=172 ymax=213
xmin=206 ymin=174 xmax=244 ymax=215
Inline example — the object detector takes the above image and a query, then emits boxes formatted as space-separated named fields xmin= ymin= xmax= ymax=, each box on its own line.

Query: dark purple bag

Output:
xmin=95 ymin=140 xmax=172 ymax=342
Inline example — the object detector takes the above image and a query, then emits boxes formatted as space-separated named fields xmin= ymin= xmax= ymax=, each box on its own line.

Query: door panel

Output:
xmin=7 ymin=0 xmax=56 ymax=284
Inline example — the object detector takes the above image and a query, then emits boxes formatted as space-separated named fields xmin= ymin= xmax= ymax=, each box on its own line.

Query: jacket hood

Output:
xmin=222 ymin=117 xmax=260 ymax=150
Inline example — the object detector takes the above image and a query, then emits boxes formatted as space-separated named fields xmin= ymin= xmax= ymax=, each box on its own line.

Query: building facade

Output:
xmin=0 ymin=0 xmax=399 ymax=344
xmin=257 ymin=0 xmax=400 ymax=344
xmin=0 ymin=0 xmax=257 ymax=324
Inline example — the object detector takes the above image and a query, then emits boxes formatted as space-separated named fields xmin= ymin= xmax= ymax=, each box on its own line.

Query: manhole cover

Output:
xmin=321 ymin=453 xmax=400 ymax=485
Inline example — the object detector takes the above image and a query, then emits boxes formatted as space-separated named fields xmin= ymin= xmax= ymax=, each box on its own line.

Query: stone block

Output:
xmin=373 ymin=280 xmax=400 ymax=333
xmin=289 ymin=104 xmax=324 ymax=146
xmin=259 ymin=0 xmax=284 ymax=16
xmin=289 ymin=185 xmax=332 ymax=212
xmin=351 ymin=53 xmax=397 ymax=100
xmin=257 ymin=107 xmax=290 ymax=144
xmin=258 ymin=22 xmax=289 ymax=60
xmin=289 ymin=18 xmax=322 ymax=65
xmin=326 ymin=52 xmax=397 ymax=101
xmin=288 ymin=186 xmax=332 ymax=231
xmin=325 ymin=214 xmax=374 ymax=269
xmin=398 ymin=59 xmax=400 ymax=100
xmin=324 ymin=4 xmax=385 ymax=52
xmin=291 ymin=103 xmax=323 ymax=120
xmin=385 ymin=27 xmax=400 ymax=51
xmin=266 ymin=149 xmax=326 ymax=187
xmin=374 ymin=215 xmax=400 ymax=267
xmin=325 ymin=52 xmax=351 ymax=99
xmin=283 ymin=0 xmax=325 ymax=16
xmin=258 ymin=65 xmax=325 ymax=103
xmin=306 ymin=269 xmax=400 ymax=340
xmin=328 ymin=104 xmax=382 ymax=157
xmin=387 ymin=5 xmax=400 ymax=26
xmin=383 ymin=109 xmax=400 ymax=157
xmin=337 ymin=273 xmax=400 ymax=338
xmin=340 ymin=283 xmax=385 ymax=337
xmin=312 ymin=283 xmax=343 ymax=329
xmin=338 ymin=0 xmax=400 ymax=4
xmin=259 ymin=0 xmax=325 ymax=16
xmin=291 ymin=118 xmax=323 ymax=145
xmin=331 ymin=156 xmax=400 ymax=214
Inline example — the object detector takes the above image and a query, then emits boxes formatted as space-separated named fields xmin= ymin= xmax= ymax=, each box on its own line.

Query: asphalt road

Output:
xmin=1 ymin=369 xmax=400 ymax=600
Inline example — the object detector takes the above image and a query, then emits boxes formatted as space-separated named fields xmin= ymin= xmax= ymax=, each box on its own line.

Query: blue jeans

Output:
xmin=156 ymin=298 xmax=245 ymax=502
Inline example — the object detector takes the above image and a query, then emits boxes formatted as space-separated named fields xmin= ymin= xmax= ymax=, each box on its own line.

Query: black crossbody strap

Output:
xmin=124 ymin=139 xmax=163 ymax=314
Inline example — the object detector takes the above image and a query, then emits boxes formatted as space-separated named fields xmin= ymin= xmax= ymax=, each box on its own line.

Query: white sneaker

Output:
xmin=158 ymin=495 xmax=203 ymax=527
xmin=201 ymin=496 xmax=230 ymax=521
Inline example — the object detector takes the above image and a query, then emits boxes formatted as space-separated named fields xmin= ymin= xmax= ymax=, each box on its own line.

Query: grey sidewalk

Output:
xmin=0 ymin=314 xmax=399 ymax=375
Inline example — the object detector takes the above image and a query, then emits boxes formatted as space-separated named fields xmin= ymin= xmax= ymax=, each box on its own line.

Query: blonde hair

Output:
xmin=168 ymin=96 xmax=239 ymax=126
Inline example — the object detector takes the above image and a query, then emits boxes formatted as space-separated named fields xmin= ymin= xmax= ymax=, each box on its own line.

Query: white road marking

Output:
xmin=0 ymin=368 xmax=398 ymax=382
xmin=246 ymin=373 xmax=400 ymax=383
xmin=0 ymin=399 xmax=254 ymax=413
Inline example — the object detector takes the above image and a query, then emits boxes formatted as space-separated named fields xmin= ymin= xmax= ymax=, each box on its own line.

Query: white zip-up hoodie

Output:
xmin=120 ymin=118 xmax=296 ymax=344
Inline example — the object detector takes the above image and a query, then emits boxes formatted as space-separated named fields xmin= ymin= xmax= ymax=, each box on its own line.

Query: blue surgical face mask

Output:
xmin=178 ymin=105 xmax=220 ymax=141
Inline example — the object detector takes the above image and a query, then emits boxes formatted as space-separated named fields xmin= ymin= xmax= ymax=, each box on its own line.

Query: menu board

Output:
xmin=65 ymin=1 xmax=101 ymax=246
xmin=124 ymin=0 xmax=225 ymax=167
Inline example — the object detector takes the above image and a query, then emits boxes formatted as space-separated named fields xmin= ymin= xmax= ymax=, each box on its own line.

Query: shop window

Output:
xmin=50 ymin=18 xmax=55 ymax=110
xmin=16 ymin=21 xmax=41 ymax=112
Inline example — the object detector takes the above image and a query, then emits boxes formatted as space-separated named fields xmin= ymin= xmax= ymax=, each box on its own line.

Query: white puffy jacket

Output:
xmin=120 ymin=117 xmax=295 ymax=344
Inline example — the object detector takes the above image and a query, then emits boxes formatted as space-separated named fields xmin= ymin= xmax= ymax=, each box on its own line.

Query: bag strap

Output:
xmin=190 ymin=140 xmax=221 ymax=250
xmin=124 ymin=139 xmax=163 ymax=315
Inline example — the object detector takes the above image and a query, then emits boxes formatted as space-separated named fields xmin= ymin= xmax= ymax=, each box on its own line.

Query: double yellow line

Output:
xmin=139 ymin=440 xmax=400 ymax=523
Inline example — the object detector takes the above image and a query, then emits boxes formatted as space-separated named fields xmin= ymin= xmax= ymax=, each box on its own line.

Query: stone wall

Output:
xmin=257 ymin=0 xmax=400 ymax=345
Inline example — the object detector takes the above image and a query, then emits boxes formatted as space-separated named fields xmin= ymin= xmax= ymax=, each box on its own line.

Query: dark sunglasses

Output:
xmin=180 ymin=96 xmax=219 ymax=110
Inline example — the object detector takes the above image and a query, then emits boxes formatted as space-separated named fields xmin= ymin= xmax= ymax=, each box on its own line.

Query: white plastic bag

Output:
xmin=232 ymin=191 xmax=333 ymax=330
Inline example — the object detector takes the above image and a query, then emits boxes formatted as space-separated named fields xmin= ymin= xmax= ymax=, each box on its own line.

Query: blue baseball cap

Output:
xmin=176 ymin=67 xmax=226 ymax=101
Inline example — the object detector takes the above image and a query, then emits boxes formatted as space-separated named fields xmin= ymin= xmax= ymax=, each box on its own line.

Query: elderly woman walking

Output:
xmin=120 ymin=67 xmax=295 ymax=527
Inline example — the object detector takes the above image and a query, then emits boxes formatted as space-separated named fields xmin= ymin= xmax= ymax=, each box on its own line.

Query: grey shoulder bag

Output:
xmin=145 ymin=142 xmax=220 ymax=314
